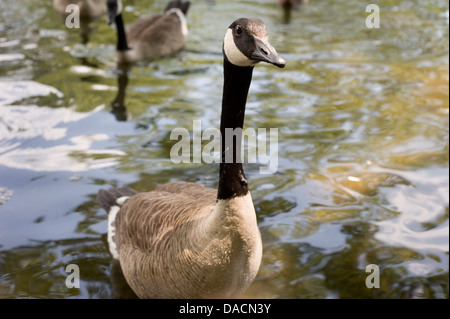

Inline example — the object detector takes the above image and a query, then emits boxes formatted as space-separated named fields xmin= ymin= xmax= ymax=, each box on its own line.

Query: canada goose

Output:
xmin=53 ymin=0 xmax=106 ymax=43
xmin=107 ymin=0 xmax=190 ymax=66
xmin=97 ymin=18 xmax=286 ymax=299
xmin=110 ymin=69 xmax=129 ymax=121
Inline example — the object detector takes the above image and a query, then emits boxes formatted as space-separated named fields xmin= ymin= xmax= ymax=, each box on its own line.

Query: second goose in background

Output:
xmin=98 ymin=18 xmax=286 ymax=298
xmin=107 ymin=0 xmax=190 ymax=66
xmin=53 ymin=0 xmax=106 ymax=43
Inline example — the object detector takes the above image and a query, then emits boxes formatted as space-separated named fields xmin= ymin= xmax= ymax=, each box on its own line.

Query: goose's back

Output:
xmin=53 ymin=0 xmax=105 ymax=19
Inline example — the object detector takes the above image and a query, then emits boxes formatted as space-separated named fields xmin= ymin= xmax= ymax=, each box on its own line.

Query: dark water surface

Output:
xmin=0 ymin=0 xmax=448 ymax=298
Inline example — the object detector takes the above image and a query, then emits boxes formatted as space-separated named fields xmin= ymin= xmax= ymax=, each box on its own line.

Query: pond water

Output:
xmin=0 ymin=0 xmax=448 ymax=299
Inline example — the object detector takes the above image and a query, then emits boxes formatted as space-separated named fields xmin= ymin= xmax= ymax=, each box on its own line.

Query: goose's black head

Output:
xmin=223 ymin=18 xmax=286 ymax=68
xmin=107 ymin=0 xmax=122 ymax=25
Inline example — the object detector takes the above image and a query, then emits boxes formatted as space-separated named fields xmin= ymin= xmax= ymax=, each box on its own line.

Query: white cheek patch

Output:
xmin=223 ymin=29 xmax=257 ymax=67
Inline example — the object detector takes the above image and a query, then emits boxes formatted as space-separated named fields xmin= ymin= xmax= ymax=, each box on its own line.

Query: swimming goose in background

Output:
xmin=97 ymin=18 xmax=286 ymax=299
xmin=278 ymin=0 xmax=309 ymax=8
xmin=107 ymin=0 xmax=190 ymax=67
xmin=53 ymin=0 xmax=106 ymax=43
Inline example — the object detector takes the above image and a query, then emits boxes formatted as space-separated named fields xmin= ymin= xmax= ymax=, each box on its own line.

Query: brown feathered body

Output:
xmin=99 ymin=182 xmax=262 ymax=299
xmin=122 ymin=12 xmax=187 ymax=62
xmin=113 ymin=1 xmax=190 ymax=64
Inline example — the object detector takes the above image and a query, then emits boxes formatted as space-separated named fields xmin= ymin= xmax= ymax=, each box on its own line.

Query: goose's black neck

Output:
xmin=217 ymin=57 xmax=254 ymax=200
xmin=115 ymin=14 xmax=130 ymax=51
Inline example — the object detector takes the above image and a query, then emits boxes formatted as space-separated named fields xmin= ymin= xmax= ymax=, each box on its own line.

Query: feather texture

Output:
xmin=98 ymin=182 xmax=261 ymax=298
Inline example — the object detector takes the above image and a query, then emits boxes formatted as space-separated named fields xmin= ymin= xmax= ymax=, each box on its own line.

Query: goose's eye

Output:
xmin=235 ymin=25 xmax=243 ymax=36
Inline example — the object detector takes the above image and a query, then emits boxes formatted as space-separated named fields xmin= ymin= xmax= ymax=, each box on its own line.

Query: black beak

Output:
xmin=251 ymin=37 xmax=287 ymax=68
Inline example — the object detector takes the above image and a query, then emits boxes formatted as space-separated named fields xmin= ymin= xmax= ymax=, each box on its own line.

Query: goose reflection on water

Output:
xmin=110 ymin=66 xmax=129 ymax=121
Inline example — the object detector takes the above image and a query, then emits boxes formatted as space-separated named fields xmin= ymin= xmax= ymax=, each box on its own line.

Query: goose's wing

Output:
xmin=126 ymin=13 xmax=186 ymax=58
